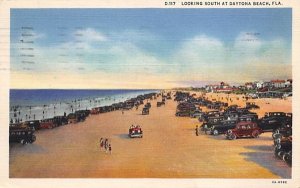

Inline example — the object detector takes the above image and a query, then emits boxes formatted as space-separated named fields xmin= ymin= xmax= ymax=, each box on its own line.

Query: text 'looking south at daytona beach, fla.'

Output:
xmin=165 ymin=1 xmax=282 ymax=6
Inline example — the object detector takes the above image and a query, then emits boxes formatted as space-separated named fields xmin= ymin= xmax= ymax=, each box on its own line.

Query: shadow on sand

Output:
xmin=10 ymin=143 xmax=48 ymax=154
xmin=114 ymin=134 xmax=131 ymax=139
xmin=240 ymin=145 xmax=291 ymax=178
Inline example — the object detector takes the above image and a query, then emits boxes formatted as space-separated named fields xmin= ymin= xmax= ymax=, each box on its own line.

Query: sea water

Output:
xmin=9 ymin=89 xmax=159 ymax=123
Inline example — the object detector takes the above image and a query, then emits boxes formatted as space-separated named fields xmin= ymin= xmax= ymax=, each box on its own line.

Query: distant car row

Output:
xmin=9 ymin=92 xmax=158 ymax=145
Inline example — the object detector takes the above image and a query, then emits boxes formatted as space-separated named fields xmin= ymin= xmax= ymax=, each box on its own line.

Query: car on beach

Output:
xmin=198 ymin=110 xmax=223 ymax=122
xmin=128 ymin=125 xmax=143 ymax=138
xmin=274 ymin=136 xmax=292 ymax=166
xmin=145 ymin=102 xmax=151 ymax=108
xmin=40 ymin=118 xmax=55 ymax=129
xmin=226 ymin=122 xmax=263 ymax=140
xmin=142 ymin=107 xmax=149 ymax=115
xmin=9 ymin=126 xmax=36 ymax=144
xmin=190 ymin=110 xmax=202 ymax=118
xmin=258 ymin=112 xmax=292 ymax=132
xmin=209 ymin=120 xmax=238 ymax=136
xmin=200 ymin=116 xmax=225 ymax=133
xmin=245 ymin=102 xmax=260 ymax=109
xmin=24 ymin=120 xmax=41 ymax=130
xmin=157 ymin=101 xmax=165 ymax=107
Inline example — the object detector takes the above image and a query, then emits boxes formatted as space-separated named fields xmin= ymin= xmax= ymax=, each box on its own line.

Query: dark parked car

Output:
xmin=142 ymin=107 xmax=149 ymax=115
xmin=190 ymin=110 xmax=202 ymax=118
xmin=145 ymin=102 xmax=151 ymax=108
xmin=245 ymin=102 xmax=260 ymax=109
xmin=209 ymin=120 xmax=238 ymax=136
xmin=9 ymin=126 xmax=36 ymax=144
xmin=200 ymin=116 xmax=225 ymax=133
xmin=238 ymin=114 xmax=258 ymax=122
xmin=157 ymin=101 xmax=165 ymax=107
xmin=226 ymin=122 xmax=263 ymax=140
xmin=274 ymin=136 xmax=292 ymax=166
xmin=24 ymin=120 xmax=41 ymax=130
xmin=198 ymin=111 xmax=223 ymax=122
xmin=258 ymin=112 xmax=292 ymax=132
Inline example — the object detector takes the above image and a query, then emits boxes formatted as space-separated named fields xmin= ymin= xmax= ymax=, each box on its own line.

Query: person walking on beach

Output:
xmin=195 ymin=125 xmax=199 ymax=136
xmin=108 ymin=144 xmax=112 ymax=154
xmin=104 ymin=139 xmax=109 ymax=153
xmin=99 ymin=138 xmax=104 ymax=151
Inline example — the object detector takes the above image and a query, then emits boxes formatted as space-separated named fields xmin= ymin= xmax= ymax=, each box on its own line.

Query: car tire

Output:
xmin=231 ymin=134 xmax=237 ymax=140
xmin=252 ymin=130 xmax=259 ymax=138
xmin=283 ymin=153 xmax=290 ymax=162
xmin=213 ymin=129 xmax=219 ymax=136
xmin=31 ymin=135 xmax=36 ymax=143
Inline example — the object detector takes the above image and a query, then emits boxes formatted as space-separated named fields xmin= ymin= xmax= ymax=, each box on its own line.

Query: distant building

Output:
xmin=285 ymin=79 xmax=292 ymax=87
xmin=245 ymin=82 xmax=253 ymax=90
xmin=271 ymin=79 xmax=285 ymax=88
xmin=205 ymin=85 xmax=219 ymax=92
xmin=263 ymin=81 xmax=272 ymax=88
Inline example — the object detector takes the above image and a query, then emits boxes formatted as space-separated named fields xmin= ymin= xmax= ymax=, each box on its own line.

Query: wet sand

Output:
xmin=9 ymin=92 xmax=291 ymax=178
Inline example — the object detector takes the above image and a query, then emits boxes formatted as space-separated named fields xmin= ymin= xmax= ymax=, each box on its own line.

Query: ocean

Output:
xmin=9 ymin=89 xmax=159 ymax=122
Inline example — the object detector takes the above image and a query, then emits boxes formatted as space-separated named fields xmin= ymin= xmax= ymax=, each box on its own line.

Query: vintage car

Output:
xmin=198 ymin=110 xmax=223 ymax=122
xmin=67 ymin=113 xmax=78 ymax=124
xmin=90 ymin=107 xmax=100 ymax=115
xmin=258 ymin=112 xmax=292 ymax=132
xmin=9 ymin=126 xmax=36 ymax=144
xmin=245 ymin=102 xmax=260 ymax=109
xmin=226 ymin=122 xmax=263 ymax=140
xmin=272 ymin=122 xmax=292 ymax=139
xmin=274 ymin=136 xmax=292 ymax=166
xmin=128 ymin=125 xmax=143 ymax=138
xmin=53 ymin=116 xmax=68 ymax=126
xmin=190 ymin=110 xmax=202 ymax=118
xmin=24 ymin=120 xmax=41 ymax=130
xmin=200 ymin=116 xmax=225 ymax=133
xmin=157 ymin=101 xmax=165 ymax=107
xmin=238 ymin=114 xmax=258 ymax=122
xmin=224 ymin=112 xmax=239 ymax=121
xmin=142 ymin=107 xmax=149 ymax=115
xmin=40 ymin=118 xmax=55 ymax=129
xmin=145 ymin=102 xmax=151 ymax=108
xmin=209 ymin=120 xmax=238 ymax=136
xmin=175 ymin=110 xmax=190 ymax=117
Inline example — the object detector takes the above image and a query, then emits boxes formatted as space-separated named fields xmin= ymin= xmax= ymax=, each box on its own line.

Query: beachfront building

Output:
xmin=271 ymin=79 xmax=286 ymax=88
xmin=205 ymin=82 xmax=233 ymax=93
xmin=205 ymin=85 xmax=219 ymax=92
xmin=254 ymin=81 xmax=264 ymax=89
xmin=245 ymin=82 xmax=254 ymax=90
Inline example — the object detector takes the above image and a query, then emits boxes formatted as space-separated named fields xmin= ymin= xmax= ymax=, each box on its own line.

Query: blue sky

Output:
xmin=10 ymin=8 xmax=292 ymax=89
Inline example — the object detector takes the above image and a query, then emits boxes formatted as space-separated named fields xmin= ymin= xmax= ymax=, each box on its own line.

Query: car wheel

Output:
xmin=231 ymin=134 xmax=237 ymax=140
xmin=31 ymin=135 xmax=36 ymax=143
xmin=283 ymin=153 xmax=290 ymax=162
xmin=252 ymin=130 xmax=259 ymax=138
xmin=213 ymin=129 xmax=219 ymax=136
xmin=278 ymin=151 xmax=285 ymax=159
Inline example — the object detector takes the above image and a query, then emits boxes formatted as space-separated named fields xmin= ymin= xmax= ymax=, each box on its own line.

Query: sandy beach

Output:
xmin=9 ymin=92 xmax=291 ymax=178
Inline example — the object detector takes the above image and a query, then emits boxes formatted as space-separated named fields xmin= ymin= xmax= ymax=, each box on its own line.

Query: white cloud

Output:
xmin=73 ymin=28 xmax=107 ymax=42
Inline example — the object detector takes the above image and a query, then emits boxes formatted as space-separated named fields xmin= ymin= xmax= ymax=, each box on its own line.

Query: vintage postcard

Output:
xmin=0 ymin=0 xmax=299 ymax=188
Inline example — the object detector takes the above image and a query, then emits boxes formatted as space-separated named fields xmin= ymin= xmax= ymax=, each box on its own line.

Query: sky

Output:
xmin=10 ymin=8 xmax=292 ymax=89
